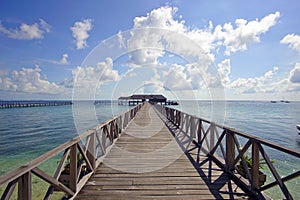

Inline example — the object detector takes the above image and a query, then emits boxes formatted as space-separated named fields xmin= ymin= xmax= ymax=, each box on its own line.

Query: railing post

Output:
xmin=18 ymin=172 xmax=32 ymax=200
xmin=180 ymin=112 xmax=184 ymax=128
xmin=252 ymin=141 xmax=260 ymax=189
xmin=190 ymin=116 xmax=195 ymax=138
xmin=167 ymin=107 xmax=170 ymax=119
xmin=226 ymin=131 xmax=235 ymax=172
xmin=210 ymin=123 xmax=215 ymax=151
xmin=178 ymin=111 xmax=181 ymax=126
xmin=124 ymin=113 xmax=128 ymax=128
xmin=185 ymin=115 xmax=189 ymax=134
xmin=101 ymin=128 xmax=107 ymax=155
xmin=197 ymin=119 xmax=202 ymax=143
xmin=87 ymin=131 xmax=96 ymax=170
xmin=69 ymin=144 xmax=77 ymax=193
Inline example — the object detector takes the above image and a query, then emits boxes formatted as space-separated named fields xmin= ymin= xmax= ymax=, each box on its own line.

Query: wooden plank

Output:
xmin=251 ymin=141 xmax=259 ymax=189
xmin=226 ymin=131 xmax=235 ymax=172
xmin=75 ymin=103 xmax=249 ymax=199
xmin=1 ymin=179 xmax=18 ymax=200
xmin=69 ymin=144 xmax=77 ymax=192
xmin=32 ymin=167 xmax=75 ymax=196
xmin=18 ymin=172 xmax=31 ymax=200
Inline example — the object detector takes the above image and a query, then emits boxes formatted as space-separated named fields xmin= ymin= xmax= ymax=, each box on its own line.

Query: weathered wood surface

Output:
xmin=75 ymin=103 xmax=249 ymax=199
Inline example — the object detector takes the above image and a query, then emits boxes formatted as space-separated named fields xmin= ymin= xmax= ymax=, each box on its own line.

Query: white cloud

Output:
xmin=124 ymin=6 xmax=280 ymax=78
xmin=127 ymin=7 xmax=281 ymax=94
xmin=218 ymin=59 xmax=231 ymax=85
xmin=226 ymin=64 xmax=300 ymax=95
xmin=59 ymin=53 xmax=69 ymax=64
xmin=0 ymin=66 xmax=63 ymax=94
xmin=289 ymin=63 xmax=300 ymax=83
xmin=72 ymin=57 xmax=119 ymax=89
xmin=281 ymin=34 xmax=300 ymax=54
xmin=163 ymin=64 xmax=191 ymax=90
xmin=133 ymin=6 xmax=185 ymax=32
xmin=142 ymin=81 xmax=164 ymax=94
xmin=126 ymin=6 xmax=214 ymax=73
xmin=215 ymin=11 xmax=280 ymax=55
xmin=229 ymin=66 xmax=279 ymax=93
xmin=0 ymin=19 xmax=50 ymax=40
xmin=70 ymin=19 xmax=93 ymax=49
xmin=39 ymin=19 xmax=51 ymax=33
xmin=163 ymin=63 xmax=213 ymax=90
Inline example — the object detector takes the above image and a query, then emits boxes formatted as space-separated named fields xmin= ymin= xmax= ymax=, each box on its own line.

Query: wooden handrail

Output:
xmin=157 ymin=105 xmax=300 ymax=200
xmin=0 ymin=103 xmax=143 ymax=200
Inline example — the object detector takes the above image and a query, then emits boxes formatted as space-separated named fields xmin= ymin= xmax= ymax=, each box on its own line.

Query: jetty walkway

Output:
xmin=75 ymin=103 xmax=247 ymax=199
xmin=0 ymin=102 xmax=299 ymax=199
xmin=0 ymin=100 xmax=72 ymax=109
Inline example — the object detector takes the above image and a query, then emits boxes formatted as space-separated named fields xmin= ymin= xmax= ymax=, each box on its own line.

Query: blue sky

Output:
xmin=0 ymin=0 xmax=300 ymax=101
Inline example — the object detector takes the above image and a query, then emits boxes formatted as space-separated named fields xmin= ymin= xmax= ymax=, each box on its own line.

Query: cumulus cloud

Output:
xmin=218 ymin=59 xmax=231 ymax=85
xmin=125 ymin=7 xmax=282 ymax=96
xmin=215 ymin=11 xmax=280 ymax=55
xmin=163 ymin=63 xmax=214 ymax=90
xmin=0 ymin=66 xmax=63 ymax=94
xmin=142 ymin=81 xmax=164 ymax=94
xmin=133 ymin=7 xmax=185 ymax=31
xmin=72 ymin=57 xmax=119 ymax=89
xmin=123 ymin=6 xmax=280 ymax=77
xmin=70 ymin=19 xmax=93 ymax=49
xmin=132 ymin=7 xmax=281 ymax=57
xmin=0 ymin=19 xmax=50 ymax=40
xmin=281 ymin=34 xmax=300 ymax=54
xmin=229 ymin=66 xmax=279 ymax=93
xmin=59 ymin=53 xmax=69 ymax=64
xmin=163 ymin=64 xmax=190 ymax=90
xmin=289 ymin=63 xmax=300 ymax=83
xmin=125 ymin=6 xmax=214 ymax=74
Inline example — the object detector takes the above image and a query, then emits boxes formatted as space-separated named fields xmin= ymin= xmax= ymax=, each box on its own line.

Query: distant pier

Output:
xmin=0 ymin=100 xmax=72 ymax=109
xmin=118 ymin=94 xmax=179 ymax=106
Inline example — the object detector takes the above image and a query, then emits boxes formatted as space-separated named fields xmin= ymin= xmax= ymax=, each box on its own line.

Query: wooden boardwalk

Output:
xmin=75 ymin=103 xmax=249 ymax=199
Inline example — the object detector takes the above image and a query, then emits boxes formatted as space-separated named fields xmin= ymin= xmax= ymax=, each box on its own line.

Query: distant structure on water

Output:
xmin=118 ymin=94 xmax=179 ymax=106
xmin=270 ymin=100 xmax=290 ymax=103
xmin=0 ymin=100 xmax=72 ymax=109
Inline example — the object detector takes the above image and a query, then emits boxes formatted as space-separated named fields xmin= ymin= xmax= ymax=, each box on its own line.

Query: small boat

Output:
xmin=270 ymin=101 xmax=277 ymax=103
xmin=297 ymin=125 xmax=300 ymax=131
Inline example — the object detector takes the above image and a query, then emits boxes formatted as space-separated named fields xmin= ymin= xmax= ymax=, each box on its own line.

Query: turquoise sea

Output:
xmin=0 ymin=100 xmax=300 ymax=199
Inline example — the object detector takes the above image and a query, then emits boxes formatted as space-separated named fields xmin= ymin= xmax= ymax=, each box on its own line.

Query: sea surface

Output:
xmin=0 ymin=100 xmax=299 ymax=199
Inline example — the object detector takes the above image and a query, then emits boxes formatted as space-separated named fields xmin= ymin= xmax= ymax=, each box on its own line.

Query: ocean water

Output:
xmin=0 ymin=100 xmax=299 ymax=199
xmin=0 ymin=101 xmax=131 ymax=175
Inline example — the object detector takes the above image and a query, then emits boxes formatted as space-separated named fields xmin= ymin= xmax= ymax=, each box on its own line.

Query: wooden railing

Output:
xmin=0 ymin=103 xmax=142 ymax=200
xmin=156 ymin=105 xmax=300 ymax=200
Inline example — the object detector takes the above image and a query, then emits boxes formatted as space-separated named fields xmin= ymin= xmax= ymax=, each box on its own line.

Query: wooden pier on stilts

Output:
xmin=75 ymin=103 xmax=247 ymax=199
xmin=0 ymin=100 xmax=72 ymax=109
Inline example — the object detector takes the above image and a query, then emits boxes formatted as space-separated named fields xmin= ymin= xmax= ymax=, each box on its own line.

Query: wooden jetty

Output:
xmin=118 ymin=94 xmax=178 ymax=106
xmin=75 ymin=103 xmax=247 ymax=199
xmin=0 ymin=100 xmax=72 ymax=109
xmin=0 ymin=102 xmax=300 ymax=199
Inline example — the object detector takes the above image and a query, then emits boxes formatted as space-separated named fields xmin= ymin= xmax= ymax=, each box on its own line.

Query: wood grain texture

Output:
xmin=75 ymin=103 xmax=250 ymax=199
